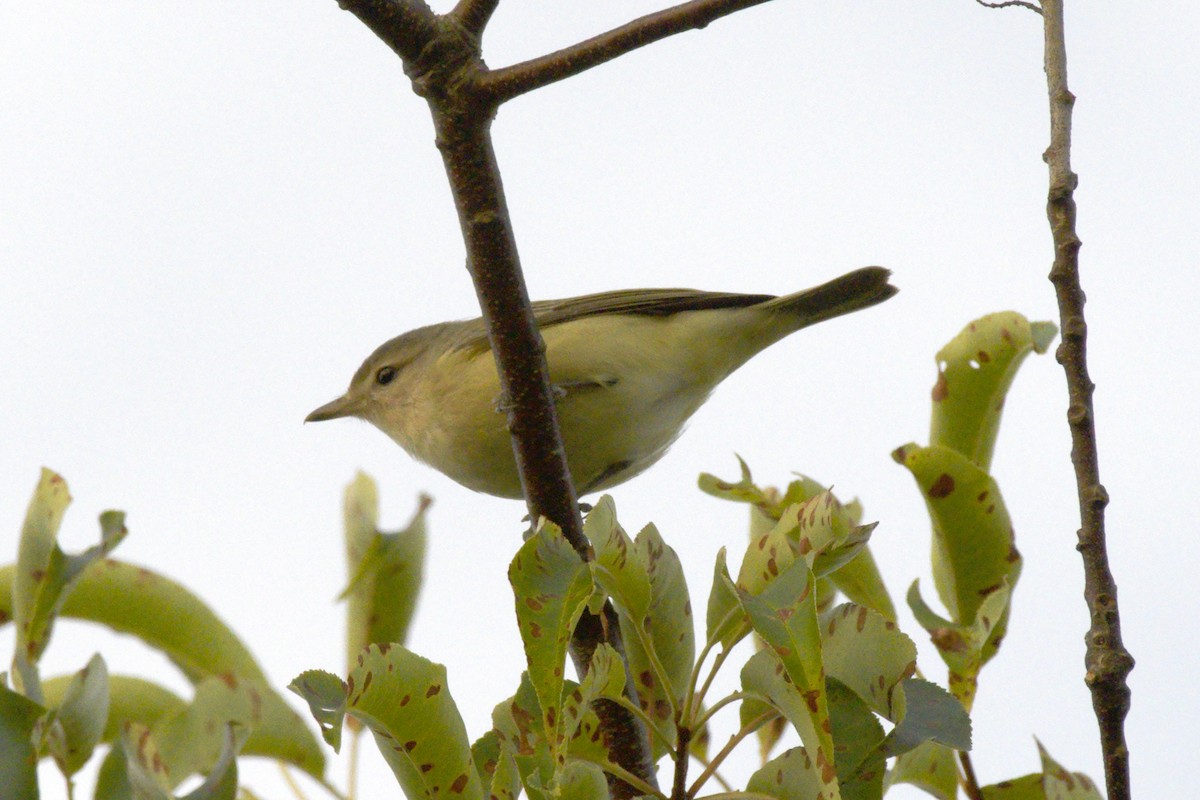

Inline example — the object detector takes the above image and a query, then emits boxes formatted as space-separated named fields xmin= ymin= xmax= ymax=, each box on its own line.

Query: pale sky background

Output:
xmin=2 ymin=2 xmax=1196 ymax=798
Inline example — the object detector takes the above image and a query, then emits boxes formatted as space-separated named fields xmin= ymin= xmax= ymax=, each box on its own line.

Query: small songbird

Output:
xmin=306 ymin=266 xmax=896 ymax=498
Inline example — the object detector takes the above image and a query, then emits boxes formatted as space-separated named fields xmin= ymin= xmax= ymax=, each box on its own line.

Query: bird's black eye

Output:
xmin=376 ymin=366 xmax=398 ymax=386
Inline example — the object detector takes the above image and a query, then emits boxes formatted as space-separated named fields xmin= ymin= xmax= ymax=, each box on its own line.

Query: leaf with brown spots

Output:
xmin=331 ymin=644 xmax=482 ymax=800
xmin=976 ymin=740 xmax=1102 ymax=800
xmin=893 ymin=445 xmax=1021 ymax=637
xmin=617 ymin=523 xmax=694 ymax=760
xmin=737 ymin=500 xmax=800 ymax=597
xmin=825 ymin=678 xmax=886 ymax=800
xmin=469 ymin=730 xmax=521 ymax=800
xmin=906 ymin=580 xmax=1012 ymax=710
xmin=150 ymin=674 xmax=262 ymax=789
xmin=745 ymin=745 xmax=827 ymax=800
xmin=584 ymin=496 xmax=650 ymax=621
xmin=0 ymin=555 xmax=326 ymax=778
xmin=821 ymin=604 xmax=917 ymax=722
xmin=11 ymin=469 xmax=125 ymax=694
xmin=980 ymin=773 xmax=1045 ymax=799
xmin=121 ymin=718 xmax=247 ymax=800
xmin=886 ymin=742 xmax=959 ymax=800
xmin=508 ymin=522 xmax=593 ymax=768
xmin=488 ymin=673 xmax=554 ymax=796
xmin=927 ymin=312 xmax=1056 ymax=472
xmin=1036 ymin=740 xmax=1103 ymax=799
xmin=739 ymin=555 xmax=838 ymax=799
xmin=697 ymin=456 xmax=772 ymax=506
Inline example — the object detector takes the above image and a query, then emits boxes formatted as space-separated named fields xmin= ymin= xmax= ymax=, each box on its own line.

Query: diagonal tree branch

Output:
xmin=1039 ymin=2 xmax=1134 ymax=798
xmin=477 ymin=0 xmax=776 ymax=104
xmin=449 ymin=0 xmax=500 ymax=37
xmin=338 ymin=0 xmax=439 ymax=64
xmin=337 ymin=1 xmax=785 ymax=794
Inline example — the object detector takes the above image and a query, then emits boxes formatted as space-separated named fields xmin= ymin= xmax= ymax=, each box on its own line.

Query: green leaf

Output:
xmin=558 ymin=647 xmax=629 ymax=778
xmin=981 ymin=775 xmax=1045 ymax=800
xmin=826 ymin=545 xmax=896 ymax=622
xmin=177 ymin=723 xmax=246 ymax=800
xmin=737 ymin=558 xmax=828 ymax=746
xmin=826 ymin=678 xmax=885 ymax=800
xmin=555 ymin=760 xmax=610 ymax=800
xmin=342 ymin=473 xmax=428 ymax=670
xmin=929 ymin=312 xmax=1056 ymax=472
xmin=737 ymin=504 xmax=799 ymax=597
xmin=745 ymin=746 xmax=827 ymax=800
xmin=892 ymin=444 xmax=1020 ymax=630
xmin=121 ymin=722 xmax=172 ymax=799
xmin=341 ymin=644 xmax=482 ymax=800
xmin=0 ymin=682 xmax=42 ymax=800
xmin=491 ymin=673 xmax=553 ymax=796
xmin=0 ymin=560 xmax=326 ymax=777
xmin=44 ymin=674 xmax=184 ymax=746
xmin=704 ymin=549 xmax=749 ymax=649
xmin=881 ymin=678 xmax=971 ymax=756
xmin=45 ymin=653 xmax=110 ymax=776
xmin=508 ymin=522 xmax=594 ymax=766
xmin=120 ymin=720 xmax=247 ymax=800
xmin=618 ymin=523 xmax=693 ymax=759
xmin=470 ymin=730 xmax=522 ymax=800
xmin=1036 ymin=740 xmax=1103 ymax=799
xmin=885 ymin=742 xmax=960 ymax=800
xmin=697 ymin=456 xmax=768 ymax=505
xmin=151 ymin=675 xmax=261 ymax=789
xmin=584 ymin=496 xmax=651 ymax=622
xmin=821 ymin=603 xmax=916 ymax=722
xmin=95 ymin=738 xmax=134 ymax=800
xmin=288 ymin=670 xmax=347 ymax=751
xmin=740 ymin=650 xmax=838 ymax=796
xmin=978 ymin=742 xmax=1103 ymax=800
xmin=12 ymin=470 xmax=126 ymax=699
xmin=907 ymin=579 xmax=1012 ymax=709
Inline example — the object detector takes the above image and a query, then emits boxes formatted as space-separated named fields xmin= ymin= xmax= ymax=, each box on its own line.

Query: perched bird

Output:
xmin=307 ymin=266 xmax=896 ymax=498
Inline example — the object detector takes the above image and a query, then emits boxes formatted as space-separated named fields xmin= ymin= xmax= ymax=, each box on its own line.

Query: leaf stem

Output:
xmin=690 ymin=690 xmax=751 ymax=732
xmin=687 ymin=711 xmax=774 ymax=796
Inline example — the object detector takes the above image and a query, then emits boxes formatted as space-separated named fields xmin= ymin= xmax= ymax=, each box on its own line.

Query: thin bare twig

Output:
xmin=1040 ymin=1 xmax=1134 ymax=798
xmin=975 ymin=0 xmax=1042 ymax=13
xmin=687 ymin=712 xmax=774 ymax=797
xmin=477 ymin=0 xmax=775 ymax=103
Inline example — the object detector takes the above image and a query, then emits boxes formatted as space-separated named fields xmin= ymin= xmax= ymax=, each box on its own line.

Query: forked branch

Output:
xmin=478 ymin=0 xmax=775 ymax=103
xmin=335 ymin=1 xmax=781 ymax=796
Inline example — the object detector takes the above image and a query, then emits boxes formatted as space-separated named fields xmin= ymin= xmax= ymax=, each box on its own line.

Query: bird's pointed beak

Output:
xmin=305 ymin=394 xmax=363 ymax=423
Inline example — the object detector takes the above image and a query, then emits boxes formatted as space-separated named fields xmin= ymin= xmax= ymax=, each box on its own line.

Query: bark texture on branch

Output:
xmin=336 ymin=1 xmax=774 ymax=794
xmin=1040 ymin=2 xmax=1134 ymax=797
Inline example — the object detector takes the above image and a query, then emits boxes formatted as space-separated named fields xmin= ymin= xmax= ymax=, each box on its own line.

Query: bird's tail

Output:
xmin=763 ymin=266 xmax=897 ymax=328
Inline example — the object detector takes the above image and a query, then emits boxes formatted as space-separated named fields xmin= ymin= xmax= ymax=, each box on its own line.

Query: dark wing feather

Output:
xmin=454 ymin=288 xmax=776 ymax=353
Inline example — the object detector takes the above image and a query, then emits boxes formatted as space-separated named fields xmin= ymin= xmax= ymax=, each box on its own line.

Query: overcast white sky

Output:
xmin=3 ymin=2 xmax=1196 ymax=798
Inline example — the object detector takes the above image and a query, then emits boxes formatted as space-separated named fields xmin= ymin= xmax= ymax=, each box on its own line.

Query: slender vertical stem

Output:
xmin=1040 ymin=2 xmax=1134 ymax=797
